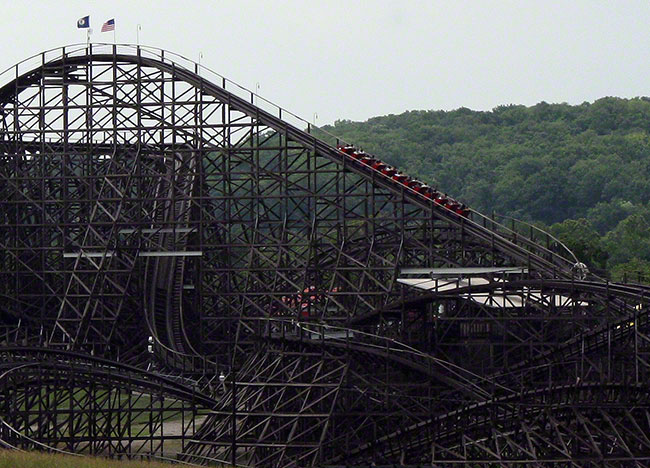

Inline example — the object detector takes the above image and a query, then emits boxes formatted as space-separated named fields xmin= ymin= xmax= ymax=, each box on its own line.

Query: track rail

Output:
xmin=1 ymin=44 xmax=645 ymax=467
xmin=0 ymin=48 xmax=577 ymax=279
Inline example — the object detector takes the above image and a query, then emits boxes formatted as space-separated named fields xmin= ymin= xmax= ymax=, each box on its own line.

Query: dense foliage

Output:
xmin=320 ymin=97 xmax=650 ymax=281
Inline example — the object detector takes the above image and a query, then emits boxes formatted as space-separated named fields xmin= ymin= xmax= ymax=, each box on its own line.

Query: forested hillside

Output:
xmin=320 ymin=97 xmax=650 ymax=281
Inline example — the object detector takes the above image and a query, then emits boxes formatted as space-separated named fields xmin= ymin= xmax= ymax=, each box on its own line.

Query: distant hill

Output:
xmin=320 ymin=97 xmax=650 ymax=280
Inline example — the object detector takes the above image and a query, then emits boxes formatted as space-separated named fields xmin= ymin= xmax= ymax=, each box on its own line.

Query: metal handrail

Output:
xmin=0 ymin=43 xmax=579 ymax=278
xmin=470 ymin=211 xmax=579 ymax=264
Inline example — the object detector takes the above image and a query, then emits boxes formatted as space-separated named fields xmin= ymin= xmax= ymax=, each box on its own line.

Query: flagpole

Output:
xmin=78 ymin=16 xmax=91 ymax=45
xmin=137 ymin=24 xmax=141 ymax=45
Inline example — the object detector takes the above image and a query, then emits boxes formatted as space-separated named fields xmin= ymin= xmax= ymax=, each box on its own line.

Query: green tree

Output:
xmin=610 ymin=258 xmax=650 ymax=284
xmin=549 ymin=219 xmax=608 ymax=270
xmin=585 ymin=199 xmax=637 ymax=235
xmin=603 ymin=214 xmax=650 ymax=266
xmin=320 ymin=97 xmax=650 ymax=279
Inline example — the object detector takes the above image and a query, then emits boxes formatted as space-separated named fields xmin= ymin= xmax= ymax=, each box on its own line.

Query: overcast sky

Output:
xmin=2 ymin=1 xmax=649 ymax=125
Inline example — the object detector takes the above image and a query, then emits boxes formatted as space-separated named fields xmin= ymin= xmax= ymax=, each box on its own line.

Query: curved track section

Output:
xmin=0 ymin=348 xmax=215 ymax=462
xmin=336 ymin=383 xmax=650 ymax=466
xmin=0 ymin=44 xmax=648 ymax=467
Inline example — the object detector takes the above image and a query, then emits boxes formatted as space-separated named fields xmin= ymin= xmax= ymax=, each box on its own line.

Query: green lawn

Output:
xmin=0 ymin=450 xmax=179 ymax=468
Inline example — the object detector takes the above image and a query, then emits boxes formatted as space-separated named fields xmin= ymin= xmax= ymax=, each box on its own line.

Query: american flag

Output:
xmin=101 ymin=19 xmax=115 ymax=32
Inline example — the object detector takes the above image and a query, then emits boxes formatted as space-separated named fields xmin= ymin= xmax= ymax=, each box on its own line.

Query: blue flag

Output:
xmin=77 ymin=16 xmax=90 ymax=29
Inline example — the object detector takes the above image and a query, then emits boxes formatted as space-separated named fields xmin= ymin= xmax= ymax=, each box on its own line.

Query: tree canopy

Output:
xmin=320 ymin=97 xmax=650 ymax=281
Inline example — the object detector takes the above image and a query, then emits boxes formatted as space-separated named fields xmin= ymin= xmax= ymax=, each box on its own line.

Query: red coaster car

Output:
xmin=338 ymin=144 xmax=356 ymax=155
xmin=360 ymin=156 xmax=377 ymax=166
xmin=457 ymin=205 xmax=471 ymax=217
xmin=381 ymin=166 xmax=397 ymax=177
xmin=415 ymin=185 xmax=433 ymax=198
xmin=406 ymin=180 xmax=422 ymax=190
xmin=393 ymin=173 xmax=409 ymax=184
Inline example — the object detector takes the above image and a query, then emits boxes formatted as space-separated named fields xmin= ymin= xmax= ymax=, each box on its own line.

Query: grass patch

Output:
xmin=0 ymin=450 xmax=176 ymax=468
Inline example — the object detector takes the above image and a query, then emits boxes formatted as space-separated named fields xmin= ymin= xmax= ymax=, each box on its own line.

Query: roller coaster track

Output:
xmin=324 ymin=280 xmax=650 ymax=462
xmin=1 ymin=44 xmax=648 ymax=467
xmin=332 ymin=382 xmax=650 ymax=465
xmin=356 ymin=278 xmax=650 ymax=381
xmin=145 ymin=148 xmax=199 ymax=359
xmin=0 ymin=50 xmax=576 ymax=279
xmin=0 ymin=347 xmax=216 ymax=405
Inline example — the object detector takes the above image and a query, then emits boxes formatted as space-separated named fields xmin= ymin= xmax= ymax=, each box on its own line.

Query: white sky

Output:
xmin=2 ymin=0 xmax=649 ymax=125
